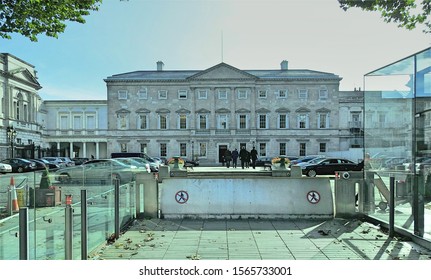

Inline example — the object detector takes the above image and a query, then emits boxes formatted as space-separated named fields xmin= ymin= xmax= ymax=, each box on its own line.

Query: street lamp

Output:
xmin=191 ymin=140 xmax=194 ymax=160
xmin=6 ymin=126 xmax=17 ymax=158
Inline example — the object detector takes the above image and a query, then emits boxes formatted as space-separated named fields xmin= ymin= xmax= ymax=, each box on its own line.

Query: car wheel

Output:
xmin=17 ymin=166 xmax=24 ymax=173
xmin=307 ymin=169 xmax=317 ymax=177
xmin=58 ymin=173 xmax=71 ymax=183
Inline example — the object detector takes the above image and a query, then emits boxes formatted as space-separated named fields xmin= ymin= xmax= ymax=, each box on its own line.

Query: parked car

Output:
xmin=33 ymin=158 xmax=60 ymax=171
xmin=302 ymin=157 xmax=363 ymax=177
xmin=29 ymin=159 xmax=48 ymax=171
xmin=60 ymin=157 xmax=75 ymax=167
xmin=129 ymin=157 xmax=159 ymax=172
xmin=290 ymin=155 xmax=325 ymax=166
xmin=255 ymin=157 xmax=273 ymax=167
xmin=115 ymin=157 xmax=153 ymax=172
xmin=1 ymin=158 xmax=37 ymax=173
xmin=72 ymin=157 xmax=89 ymax=165
xmin=0 ymin=162 xmax=12 ymax=173
xmin=43 ymin=157 xmax=67 ymax=168
xmin=55 ymin=158 xmax=139 ymax=184
xmin=183 ymin=158 xmax=200 ymax=167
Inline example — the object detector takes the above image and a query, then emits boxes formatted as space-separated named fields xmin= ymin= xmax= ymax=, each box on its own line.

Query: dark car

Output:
xmin=1 ymin=158 xmax=37 ymax=173
xmin=302 ymin=157 xmax=362 ymax=177
xmin=33 ymin=158 xmax=60 ymax=171
xmin=29 ymin=159 xmax=48 ymax=171
xmin=183 ymin=158 xmax=200 ymax=167
xmin=255 ymin=157 xmax=272 ymax=167
xmin=72 ymin=157 xmax=89 ymax=165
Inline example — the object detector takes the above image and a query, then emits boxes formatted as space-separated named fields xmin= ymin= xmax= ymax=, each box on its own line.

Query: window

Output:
xmin=86 ymin=115 xmax=95 ymax=130
xmin=73 ymin=115 xmax=82 ymax=130
xmin=277 ymin=90 xmax=287 ymax=99
xmin=259 ymin=143 xmax=266 ymax=157
xmin=299 ymin=143 xmax=306 ymax=156
xmin=180 ymin=143 xmax=187 ymax=157
xmin=138 ymin=88 xmax=147 ymax=99
xmin=298 ymin=89 xmax=308 ymax=100
xmin=218 ymin=114 xmax=229 ymax=129
xmin=198 ymin=114 xmax=208 ymax=129
xmin=319 ymin=143 xmax=327 ymax=153
xmin=258 ymin=114 xmax=267 ymax=129
xmin=198 ymin=90 xmax=207 ymax=99
xmin=179 ymin=114 xmax=187 ymax=129
xmin=238 ymin=114 xmax=248 ymax=129
xmin=319 ymin=89 xmax=328 ymax=100
xmin=237 ymin=89 xmax=247 ymax=99
xmin=279 ymin=142 xmax=286 ymax=156
xmin=60 ymin=115 xmax=68 ymax=130
xmin=121 ymin=143 xmax=127 ymax=152
xmin=278 ymin=114 xmax=288 ymax=129
xmin=138 ymin=114 xmax=148 ymax=129
xmin=140 ymin=143 xmax=147 ymax=154
xmin=118 ymin=90 xmax=128 ymax=100
xmin=178 ymin=90 xmax=188 ymax=99
xmin=117 ymin=114 xmax=129 ymax=129
xmin=258 ymin=90 xmax=267 ymax=98
xmin=318 ymin=113 xmax=329 ymax=128
xmin=160 ymin=143 xmax=167 ymax=157
xmin=159 ymin=114 xmax=168 ymax=129
xmin=199 ymin=143 xmax=207 ymax=157
xmin=218 ymin=90 xmax=227 ymax=99
xmin=158 ymin=90 xmax=168 ymax=99
xmin=297 ymin=114 xmax=309 ymax=129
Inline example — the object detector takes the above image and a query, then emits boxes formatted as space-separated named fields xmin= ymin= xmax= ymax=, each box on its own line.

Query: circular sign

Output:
xmin=306 ymin=190 xmax=320 ymax=204
xmin=175 ymin=190 xmax=189 ymax=204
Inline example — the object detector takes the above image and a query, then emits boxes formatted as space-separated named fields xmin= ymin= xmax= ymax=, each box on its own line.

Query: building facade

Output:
xmin=104 ymin=61 xmax=362 ymax=164
xmin=0 ymin=53 xmax=44 ymax=159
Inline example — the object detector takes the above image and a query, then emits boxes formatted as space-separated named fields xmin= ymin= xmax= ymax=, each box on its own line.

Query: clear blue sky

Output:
xmin=1 ymin=0 xmax=430 ymax=100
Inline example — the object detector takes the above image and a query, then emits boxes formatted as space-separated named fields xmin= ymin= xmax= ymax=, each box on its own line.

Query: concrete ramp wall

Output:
xmin=159 ymin=177 xmax=333 ymax=219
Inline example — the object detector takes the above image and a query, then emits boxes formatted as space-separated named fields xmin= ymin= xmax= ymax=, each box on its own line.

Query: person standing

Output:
xmin=245 ymin=148 xmax=250 ymax=168
xmin=224 ymin=149 xmax=232 ymax=168
xmin=250 ymin=146 xmax=258 ymax=169
xmin=231 ymin=148 xmax=239 ymax=168
xmin=239 ymin=146 xmax=248 ymax=169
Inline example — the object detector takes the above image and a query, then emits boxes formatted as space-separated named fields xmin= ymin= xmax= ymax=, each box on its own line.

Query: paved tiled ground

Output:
xmin=90 ymin=218 xmax=431 ymax=260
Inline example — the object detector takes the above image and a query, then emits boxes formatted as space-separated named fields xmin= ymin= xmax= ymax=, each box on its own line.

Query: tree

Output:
xmin=338 ymin=0 xmax=431 ymax=33
xmin=0 ymin=0 xmax=102 ymax=41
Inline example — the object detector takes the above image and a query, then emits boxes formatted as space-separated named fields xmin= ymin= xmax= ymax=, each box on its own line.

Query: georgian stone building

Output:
xmin=104 ymin=61 xmax=359 ymax=164
xmin=0 ymin=53 xmax=44 ymax=159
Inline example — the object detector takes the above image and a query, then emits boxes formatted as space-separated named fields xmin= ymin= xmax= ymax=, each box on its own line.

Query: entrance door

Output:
xmin=219 ymin=145 xmax=227 ymax=163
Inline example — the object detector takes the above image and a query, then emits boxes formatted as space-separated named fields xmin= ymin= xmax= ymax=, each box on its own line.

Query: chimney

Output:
xmin=157 ymin=61 xmax=164 ymax=71
xmin=280 ymin=60 xmax=288 ymax=70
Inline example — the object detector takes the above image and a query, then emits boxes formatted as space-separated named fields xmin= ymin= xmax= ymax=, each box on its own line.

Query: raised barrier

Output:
xmin=158 ymin=177 xmax=333 ymax=219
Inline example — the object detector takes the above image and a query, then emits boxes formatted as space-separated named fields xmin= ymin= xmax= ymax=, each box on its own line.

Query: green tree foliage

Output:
xmin=0 ymin=0 xmax=102 ymax=41
xmin=339 ymin=0 xmax=431 ymax=33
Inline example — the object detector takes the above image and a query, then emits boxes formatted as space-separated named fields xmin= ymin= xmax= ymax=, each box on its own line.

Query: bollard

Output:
xmin=65 ymin=195 xmax=73 ymax=260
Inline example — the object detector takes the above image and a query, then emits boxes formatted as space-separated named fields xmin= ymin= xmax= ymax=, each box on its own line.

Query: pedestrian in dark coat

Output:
xmin=239 ymin=147 xmax=248 ymax=169
xmin=231 ymin=148 xmax=239 ymax=168
xmin=250 ymin=146 xmax=258 ymax=169
xmin=224 ymin=149 xmax=232 ymax=168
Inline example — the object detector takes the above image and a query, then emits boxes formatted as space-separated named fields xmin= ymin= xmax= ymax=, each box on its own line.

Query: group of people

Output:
xmin=223 ymin=146 xmax=258 ymax=169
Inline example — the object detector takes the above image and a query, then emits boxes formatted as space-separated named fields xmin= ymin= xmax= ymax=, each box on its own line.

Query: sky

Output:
xmin=1 ymin=0 xmax=430 ymax=100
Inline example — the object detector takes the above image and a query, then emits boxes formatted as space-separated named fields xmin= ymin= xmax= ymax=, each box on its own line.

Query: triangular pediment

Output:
xmin=187 ymin=63 xmax=258 ymax=81
xmin=9 ymin=68 xmax=41 ymax=90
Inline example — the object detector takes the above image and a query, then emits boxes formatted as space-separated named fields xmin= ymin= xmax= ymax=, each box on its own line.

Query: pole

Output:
xmin=389 ymin=176 xmax=395 ymax=238
xmin=19 ymin=207 xmax=29 ymax=260
xmin=81 ymin=190 xmax=88 ymax=260
xmin=65 ymin=195 xmax=73 ymax=260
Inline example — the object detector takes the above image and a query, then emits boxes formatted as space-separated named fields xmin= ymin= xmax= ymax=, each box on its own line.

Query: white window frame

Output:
xmin=318 ymin=112 xmax=329 ymax=129
xmin=60 ymin=115 xmax=69 ymax=130
xmin=138 ymin=88 xmax=147 ymax=99
xmin=319 ymin=89 xmax=328 ymax=100
xmin=258 ymin=90 xmax=267 ymax=98
xmin=198 ymin=90 xmax=208 ymax=99
xmin=237 ymin=114 xmax=249 ymax=129
xmin=86 ymin=114 xmax=96 ymax=129
xmin=197 ymin=114 xmax=208 ymax=129
xmin=178 ymin=114 xmax=188 ymax=129
xmin=178 ymin=90 xmax=188 ymax=99
xmin=279 ymin=142 xmax=287 ymax=156
xmin=118 ymin=90 xmax=128 ymax=100
xmin=158 ymin=90 xmax=168 ymax=99
xmin=199 ymin=142 xmax=207 ymax=157
xmin=259 ymin=143 xmax=267 ymax=157
xmin=73 ymin=115 xmax=82 ymax=130
xmin=138 ymin=114 xmax=148 ymax=130
xmin=278 ymin=113 xmax=289 ymax=129
xmin=158 ymin=114 xmax=169 ymax=129
xmin=117 ymin=113 xmax=129 ymax=130
xmin=160 ymin=143 xmax=167 ymax=157
xmin=298 ymin=89 xmax=308 ymax=100
xmin=277 ymin=90 xmax=287 ymax=99
xmin=218 ymin=89 xmax=228 ymax=100
xmin=257 ymin=114 xmax=268 ymax=129
xmin=237 ymin=89 xmax=247 ymax=99
xmin=180 ymin=143 xmax=187 ymax=157
xmin=297 ymin=113 xmax=309 ymax=129
xmin=217 ymin=114 xmax=229 ymax=129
